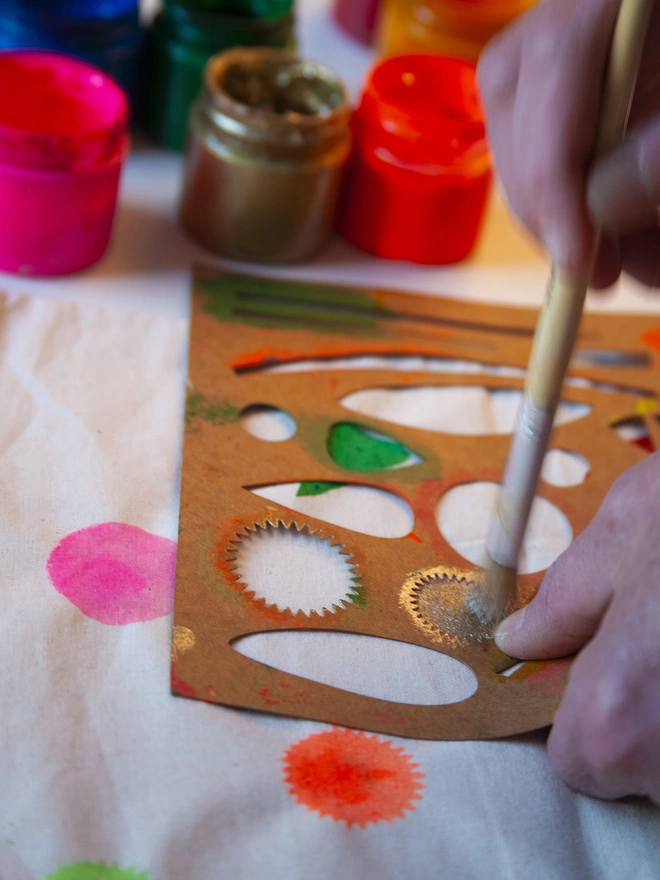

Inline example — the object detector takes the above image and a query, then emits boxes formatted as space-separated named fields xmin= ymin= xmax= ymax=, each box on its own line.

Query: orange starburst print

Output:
xmin=282 ymin=728 xmax=425 ymax=828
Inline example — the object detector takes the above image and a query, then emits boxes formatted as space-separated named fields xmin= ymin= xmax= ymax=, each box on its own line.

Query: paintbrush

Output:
xmin=469 ymin=0 xmax=656 ymax=627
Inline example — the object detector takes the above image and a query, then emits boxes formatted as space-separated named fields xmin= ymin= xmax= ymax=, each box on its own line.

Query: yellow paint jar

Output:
xmin=179 ymin=47 xmax=351 ymax=264
xmin=376 ymin=0 xmax=535 ymax=63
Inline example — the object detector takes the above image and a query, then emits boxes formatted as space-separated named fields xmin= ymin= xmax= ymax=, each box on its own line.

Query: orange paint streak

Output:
xmin=171 ymin=672 xmax=197 ymax=698
xmin=520 ymin=659 xmax=569 ymax=694
xmin=406 ymin=532 xmax=424 ymax=544
xmin=641 ymin=328 xmax=660 ymax=354
xmin=282 ymin=728 xmax=424 ymax=828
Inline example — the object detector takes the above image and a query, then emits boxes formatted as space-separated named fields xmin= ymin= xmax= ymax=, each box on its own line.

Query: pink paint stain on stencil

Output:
xmin=47 ymin=522 xmax=177 ymax=625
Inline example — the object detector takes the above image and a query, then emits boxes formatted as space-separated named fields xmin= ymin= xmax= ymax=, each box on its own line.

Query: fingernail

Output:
xmin=494 ymin=606 xmax=527 ymax=650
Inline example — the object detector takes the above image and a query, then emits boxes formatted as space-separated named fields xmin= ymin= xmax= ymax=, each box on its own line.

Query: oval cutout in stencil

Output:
xmin=341 ymin=386 xmax=591 ymax=436
xmin=541 ymin=449 xmax=590 ymax=487
xmin=240 ymin=404 xmax=296 ymax=441
xmin=436 ymin=481 xmax=572 ymax=574
xmin=327 ymin=422 xmax=421 ymax=471
xmin=233 ymin=631 xmax=477 ymax=705
xmin=251 ymin=353 xmax=525 ymax=377
xmin=248 ymin=482 xmax=414 ymax=538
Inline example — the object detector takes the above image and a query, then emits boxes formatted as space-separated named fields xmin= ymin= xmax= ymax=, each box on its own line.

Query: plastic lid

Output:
xmin=358 ymin=54 xmax=488 ymax=171
xmin=0 ymin=51 xmax=129 ymax=172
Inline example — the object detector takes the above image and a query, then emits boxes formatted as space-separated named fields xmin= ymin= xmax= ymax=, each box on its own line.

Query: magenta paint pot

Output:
xmin=0 ymin=50 xmax=129 ymax=275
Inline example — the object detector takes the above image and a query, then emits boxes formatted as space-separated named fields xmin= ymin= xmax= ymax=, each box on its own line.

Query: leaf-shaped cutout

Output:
xmin=248 ymin=482 xmax=414 ymax=538
xmin=233 ymin=631 xmax=477 ymax=705
xmin=327 ymin=422 xmax=421 ymax=471
xmin=341 ymin=387 xmax=591 ymax=436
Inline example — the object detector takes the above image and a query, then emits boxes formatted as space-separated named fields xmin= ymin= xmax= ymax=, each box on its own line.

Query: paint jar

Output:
xmin=333 ymin=0 xmax=381 ymax=45
xmin=0 ymin=1 xmax=142 ymax=100
xmin=376 ymin=0 xmax=535 ymax=63
xmin=143 ymin=0 xmax=295 ymax=151
xmin=180 ymin=48 xmax=350 ymax=263
xmin=0 ymin=51 xmax=129 ymax=275
xmin=181 ymin=0 xmax=292 ymax=16
xmin=337 ymin=55 xmax=491 ymax=264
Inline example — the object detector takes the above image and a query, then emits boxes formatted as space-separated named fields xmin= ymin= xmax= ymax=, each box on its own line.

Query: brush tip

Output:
xmin=467 ymin=558 xmax=518 ymax=628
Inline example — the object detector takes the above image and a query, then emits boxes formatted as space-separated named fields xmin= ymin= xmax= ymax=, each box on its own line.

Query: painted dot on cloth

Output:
xmin=282 ymin=728 xmax=424 ymax=827
xmin=45 ymin=863 xmax=148 ymax=880
xmin=47 ymin=522 xmax=176 ymax=625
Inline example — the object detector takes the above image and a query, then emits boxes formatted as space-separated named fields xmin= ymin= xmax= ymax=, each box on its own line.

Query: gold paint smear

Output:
xmin=400 ymin=566 xmax=492 ymax=649
xmin=172 ymin=625 xmax=196 ymax=661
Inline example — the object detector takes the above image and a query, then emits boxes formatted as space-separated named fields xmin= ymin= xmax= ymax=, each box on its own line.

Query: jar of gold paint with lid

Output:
xmin=377 ymin=0 xmax=535 ymax=63
xmin=179 ymin=47 xmax=351 ymax=263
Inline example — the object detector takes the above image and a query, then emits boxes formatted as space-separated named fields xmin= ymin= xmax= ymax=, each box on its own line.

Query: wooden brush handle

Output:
xmin=488 ymin=0 xmax=656 ymax=570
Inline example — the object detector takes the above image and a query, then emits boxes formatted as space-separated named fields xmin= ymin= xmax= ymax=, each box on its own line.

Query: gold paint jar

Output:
xmin=179 ymin=47 xmax=351 ymax=263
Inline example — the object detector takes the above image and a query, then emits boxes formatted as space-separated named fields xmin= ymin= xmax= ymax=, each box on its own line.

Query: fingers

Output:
xmin=591 ymin=236 xmax=623 ymax=289
xmin=547 ymin=577 xmax=660 ymax=803
xmin=493 ymin=519 xmax=615 ymax=659
xmin=587 ymin=114 xmax=660 ymax=238
xmin=620 ymin=228 xmax=660 ymax=287
xmin=479 ymin=0 xmax=621 ymax=272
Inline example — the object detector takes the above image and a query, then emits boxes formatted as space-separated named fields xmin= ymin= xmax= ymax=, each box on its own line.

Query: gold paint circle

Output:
xmin=399 ymin=565 xmax=492 ymax=649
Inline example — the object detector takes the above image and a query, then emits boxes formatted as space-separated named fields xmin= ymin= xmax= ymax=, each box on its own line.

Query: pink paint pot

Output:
xmin=0 ymin=50 xmax=129 ymax=275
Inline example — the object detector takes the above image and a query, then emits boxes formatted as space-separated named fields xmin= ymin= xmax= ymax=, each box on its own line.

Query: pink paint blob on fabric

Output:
xmin=47 ymin=522 xmax=176 ymax=625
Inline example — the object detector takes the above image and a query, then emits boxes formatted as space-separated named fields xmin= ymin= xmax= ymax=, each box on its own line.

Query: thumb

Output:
xmin=587 ymin=114 xmax=660 ymax=238
xmin=493 ymin=525 xmax=615 ymax=659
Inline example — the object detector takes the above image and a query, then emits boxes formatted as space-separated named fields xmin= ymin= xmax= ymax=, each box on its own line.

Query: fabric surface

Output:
xmin=1 ymin=291 xmax=659 ymax=880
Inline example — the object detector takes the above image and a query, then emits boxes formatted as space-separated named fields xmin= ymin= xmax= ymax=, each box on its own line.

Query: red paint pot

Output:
xmin=333 ymin=0 xmax=381 ymax=45
xmin=337 ymin=54 xmax=491 ymax=264
xmin=0 ymin=50 xmax=129 ymax=275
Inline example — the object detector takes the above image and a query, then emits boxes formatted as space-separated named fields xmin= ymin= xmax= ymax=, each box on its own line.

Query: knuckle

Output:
xmin=477 ymin=42 xmax=518 ymax=106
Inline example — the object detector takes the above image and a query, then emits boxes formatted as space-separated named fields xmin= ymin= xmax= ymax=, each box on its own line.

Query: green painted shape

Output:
xmin=327 ymin=423 xmax=410 ymax=472
xmin=185 ymin=391 xmax=240 ymax=429
xmin=46 ymin=863 xmax=148 ymax=880
xmin=199 ymin=273 xmax=385 ymax=336
xmin=296 ymin=481 xmax=344 ymax=496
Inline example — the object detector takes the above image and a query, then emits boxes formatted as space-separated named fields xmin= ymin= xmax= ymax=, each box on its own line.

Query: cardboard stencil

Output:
xmin=172 ymin=269 xmax=660 ymax=740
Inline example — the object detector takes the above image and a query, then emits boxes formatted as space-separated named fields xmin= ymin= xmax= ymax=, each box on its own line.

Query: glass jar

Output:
xmin=142 ymin=0 xmax=295 ymax=151
xmin=180 ymin=48 xmax=351 ymax=264
xmin=337 ymin=54 xmax=491 ymax=264
xmin=377 ymin=0 xmax=535 ymax=63
xmin=0 ymin=1 xmax=141 ymax=99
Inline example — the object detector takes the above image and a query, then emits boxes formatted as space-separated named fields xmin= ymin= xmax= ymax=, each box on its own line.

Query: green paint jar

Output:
xmin=185 ymin=0 xmax=291 ymax=15
xmin=143 ymin=0 xmax=295 ymax=151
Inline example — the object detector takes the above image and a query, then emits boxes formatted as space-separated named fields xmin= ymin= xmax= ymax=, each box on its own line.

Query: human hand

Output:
xmin=494 ymin=451 xmax=660 ymax=802
xmin=478 ymin=0 xmax=660 ymax=288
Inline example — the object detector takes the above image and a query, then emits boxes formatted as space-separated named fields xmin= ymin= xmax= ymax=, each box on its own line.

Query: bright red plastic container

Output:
xmin=337 ymin=54 xmax=491 ymax=264
xmin=0 ymin=51 xmax=129 ymax=275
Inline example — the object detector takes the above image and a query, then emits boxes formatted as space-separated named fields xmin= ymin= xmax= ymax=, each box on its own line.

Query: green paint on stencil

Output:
xmin=46 ymin=863 xmax=148 ymax=880
xmin=327 ymin=423 xmax=411 ymax=472
xmin=185 ymin=390 xmax=240 ymax=429
xmin=296 ymin=481 xmax=344 ymax=497
xmin=199 ymin=273 xmax=385 ymax=336
xmin=349 ymin=584 xmax=367 ymax=606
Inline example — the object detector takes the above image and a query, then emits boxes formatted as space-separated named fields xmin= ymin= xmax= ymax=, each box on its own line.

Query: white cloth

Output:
xmin=1 ymin=291 xmax=659 ymax=880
